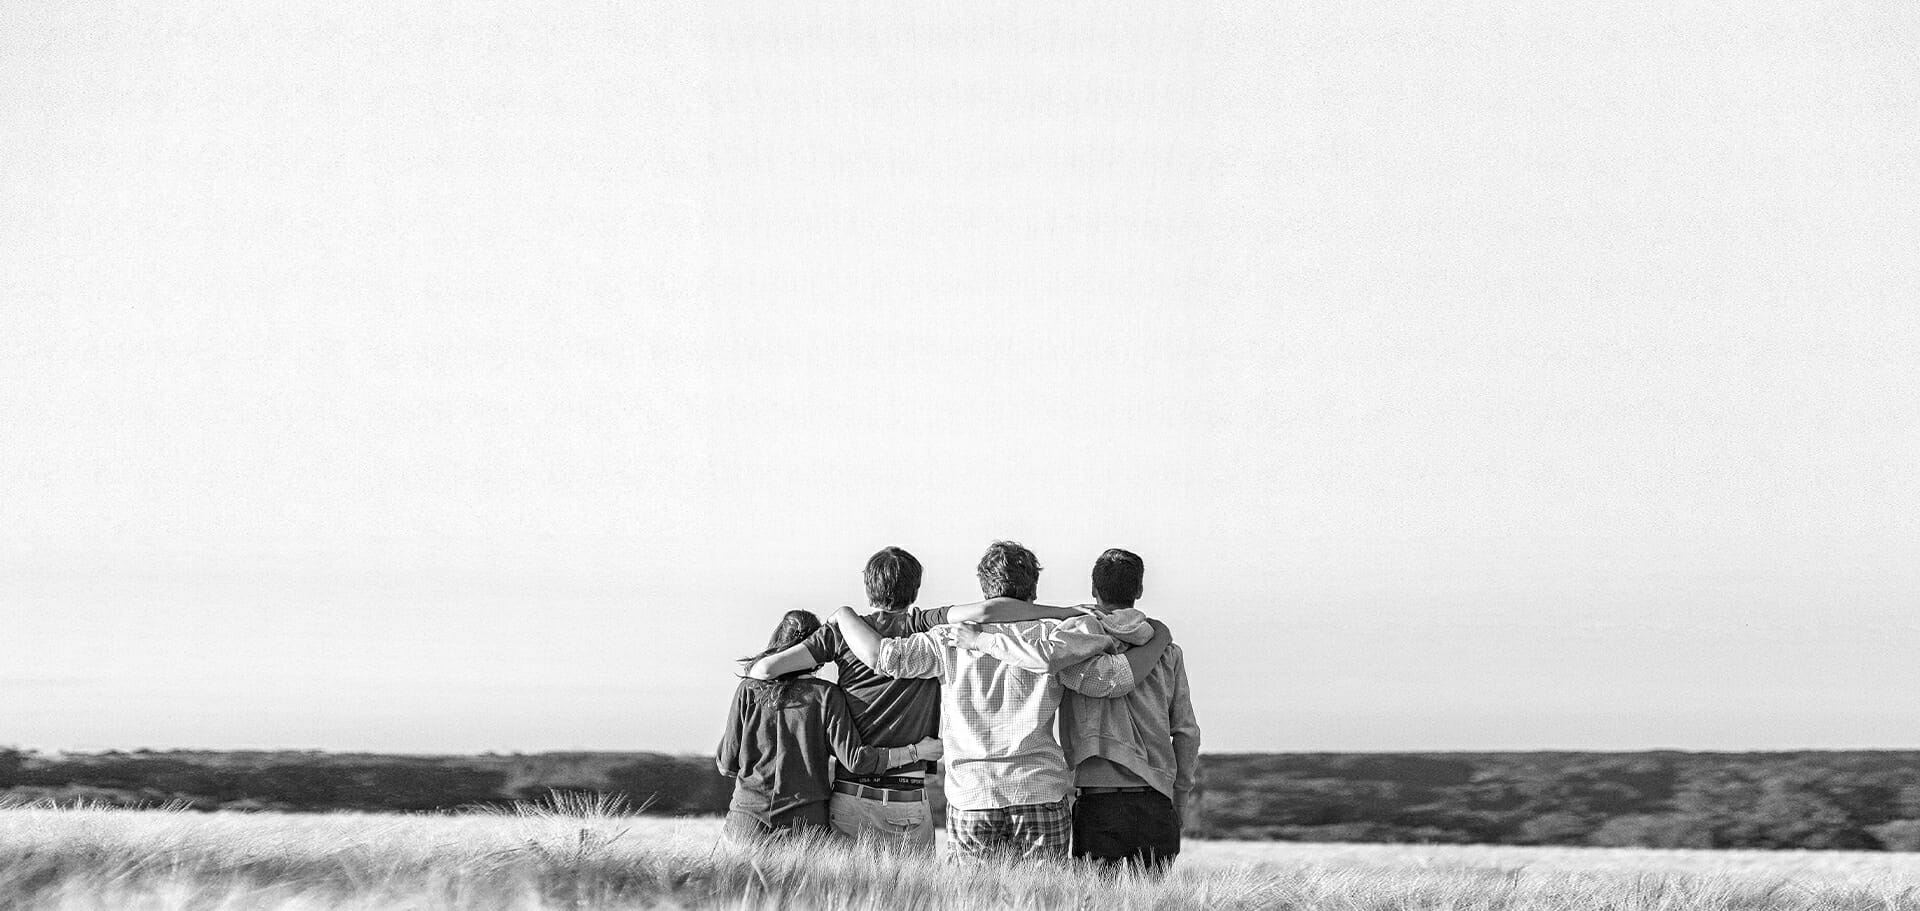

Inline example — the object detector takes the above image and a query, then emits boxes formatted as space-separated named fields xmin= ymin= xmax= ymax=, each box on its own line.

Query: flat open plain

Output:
xmin=4 ymin=807 xmax=1918 ymax=910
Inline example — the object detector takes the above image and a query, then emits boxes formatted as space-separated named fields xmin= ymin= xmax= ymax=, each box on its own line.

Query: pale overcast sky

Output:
xmin=3 ymin=1 xmax=1916 ymax=755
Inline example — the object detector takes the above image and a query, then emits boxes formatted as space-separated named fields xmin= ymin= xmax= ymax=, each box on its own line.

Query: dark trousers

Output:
xmin=1071 ymin=789 xmax=1180 ymax=871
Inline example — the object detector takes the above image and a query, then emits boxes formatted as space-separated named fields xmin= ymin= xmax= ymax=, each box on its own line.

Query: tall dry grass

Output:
xmin=3 ymin=796 xmax=1919 ymax=909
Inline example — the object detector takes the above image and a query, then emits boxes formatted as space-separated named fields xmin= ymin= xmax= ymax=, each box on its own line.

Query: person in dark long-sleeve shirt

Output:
xmin=744 ymin=546 xmax=1073 ymax=848
xmin=717 ymin=610 xmax=941 ymax=840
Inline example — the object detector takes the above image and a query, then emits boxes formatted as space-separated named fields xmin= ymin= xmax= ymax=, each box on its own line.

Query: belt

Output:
xmin=834 ymin=780 xmax=925 ymax=803
xmin=841 ymin=774 xmax=925 ymax=790
xmin=1078 ymin=786 xmax=1157 ymax=795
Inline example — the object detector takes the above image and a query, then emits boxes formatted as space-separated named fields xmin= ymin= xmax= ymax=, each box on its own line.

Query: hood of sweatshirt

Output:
xmin=1089 ymin=606 xmax=1154 ymax=646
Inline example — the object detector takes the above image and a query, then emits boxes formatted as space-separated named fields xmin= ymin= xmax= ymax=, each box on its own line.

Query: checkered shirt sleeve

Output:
xmin=876 ymin=631 xmax=944 ymax=679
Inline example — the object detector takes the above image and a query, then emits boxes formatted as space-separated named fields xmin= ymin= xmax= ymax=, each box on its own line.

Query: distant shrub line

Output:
xmin=6 ymin=749 xmax=1920 ymax=851
xmin=1194 ymin=752 xmax=1920 ymax=851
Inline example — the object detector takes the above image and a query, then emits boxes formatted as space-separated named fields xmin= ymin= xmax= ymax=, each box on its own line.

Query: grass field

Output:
xmin=5 ymin=801 xmax=1920 ymax=910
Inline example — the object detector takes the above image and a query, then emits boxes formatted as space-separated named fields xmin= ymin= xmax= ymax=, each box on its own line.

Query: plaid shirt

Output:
xmin=875 ymin=617 xmax=1134 ymax=811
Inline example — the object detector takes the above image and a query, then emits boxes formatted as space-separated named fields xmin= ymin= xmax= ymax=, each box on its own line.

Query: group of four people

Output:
xmin=716 ymin=541 xmax=1201 ymax=869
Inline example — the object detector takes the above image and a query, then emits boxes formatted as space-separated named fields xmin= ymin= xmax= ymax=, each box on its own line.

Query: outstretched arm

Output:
xmin=949 ymin=613 xmax=1146 ymax=678
xmin=831 ymin=606 xmax=943 ymax=679
xmin=944 ymin=596 xmax=1086 ymax=624
xmin=745 ymin=643 xmax=817 ymax=680
xmin=1055 ymin=620 xmax=1173 ymax=698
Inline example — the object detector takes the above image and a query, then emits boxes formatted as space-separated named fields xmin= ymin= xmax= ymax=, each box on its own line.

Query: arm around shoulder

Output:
xmin=1056 ymin=618 xmax=1171 ymax=698
xmin=1125 ymin=619 xmax=1173 ymax=682
xmin=833 ymin=607 xmax=943 ymax=678
xmin=946 ymin=597 xmax=1083 ymax=624
xmin=746 ymin=643 xmax=817 ymax=680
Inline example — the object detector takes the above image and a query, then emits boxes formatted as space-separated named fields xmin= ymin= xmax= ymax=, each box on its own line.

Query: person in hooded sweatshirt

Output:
xmin=831 ymin=541 xmax=1170 ymax=861
xmin=1048 ymin=549 xmax=1198 ymax=872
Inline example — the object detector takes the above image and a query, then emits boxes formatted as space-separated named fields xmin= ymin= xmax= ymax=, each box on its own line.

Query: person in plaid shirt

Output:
xmin=743 ymin=546 xmax=1075 ymax=849
xmin=831 ymin=540 xmax=1170 ymax=860
xmin=955 ymin=549 xmax=1199 ymax=871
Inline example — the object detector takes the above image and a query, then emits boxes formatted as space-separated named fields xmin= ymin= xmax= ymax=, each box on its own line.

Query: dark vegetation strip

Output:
xmin=6 ymin=748 xmax=1920 ymax=852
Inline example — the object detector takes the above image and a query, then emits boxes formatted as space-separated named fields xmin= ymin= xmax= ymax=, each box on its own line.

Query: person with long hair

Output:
xmin=743 ymin=545 xmax=1080 ymax=848
xmin=717 ymin=609 xmax=942 ymax=841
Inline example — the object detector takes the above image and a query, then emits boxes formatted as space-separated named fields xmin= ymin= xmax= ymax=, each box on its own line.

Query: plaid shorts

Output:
xmin=944 ymin=799 xmax=1071 ymax=860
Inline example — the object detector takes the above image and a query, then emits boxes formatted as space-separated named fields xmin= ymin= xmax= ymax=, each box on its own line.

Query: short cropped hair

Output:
xmin=1090 ymin=548 xmax=1144 ymax=607
xmin=976 ymin=540 xmax=1042 ymax=601
xmin=864 ymin=546 xmax=923 ymax=610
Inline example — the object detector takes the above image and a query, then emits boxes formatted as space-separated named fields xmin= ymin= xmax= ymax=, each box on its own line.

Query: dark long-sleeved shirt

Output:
xmin=715 ymin=676 xmax=901 ymax=822
xmin=801 ymin=606 xmax=951 ymax=771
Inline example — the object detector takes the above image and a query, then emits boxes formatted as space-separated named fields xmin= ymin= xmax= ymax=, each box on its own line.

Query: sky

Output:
xmin=2 ymin=0 xmax=1916 ymax=755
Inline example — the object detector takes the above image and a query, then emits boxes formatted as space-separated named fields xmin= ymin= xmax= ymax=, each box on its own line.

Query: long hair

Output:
xmin=738 ymin=609 xmax=822 ymax=704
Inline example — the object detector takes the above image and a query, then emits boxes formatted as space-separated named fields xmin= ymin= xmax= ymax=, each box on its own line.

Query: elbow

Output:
xmin=849 ymin=748 xmax=891 ymax=774
xmin=1072 ymin=677 xmax=1118 ymax=698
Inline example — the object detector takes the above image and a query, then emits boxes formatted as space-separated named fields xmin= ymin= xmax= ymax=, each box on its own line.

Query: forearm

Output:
xmin=946 ymin=597 xmax=1082 ymax=624
xmin=838 ymin=741 xmax=915 ymax=774
xmin=1124 ymin=621 xmax=1172 ymax=680
xmin=954 ymin=627 xmax=1052 ymax=672
xmin=1170 ymin=679 xmax=1201 ymax=809
xmin=833 ymin=609 xmax=884 ymax=667
xmin=1172 ymin=743 xmax=1200 ymax=827
xmin=1058 ymin=654 xmax=1134 ymax=697
xmin=1169 ymin=658 xmax=1199 ymax=789
xmin=747 ymin=644 xmax=817 ymax=680
xmin=1172 ymin=735 xmax=1200 ymax=799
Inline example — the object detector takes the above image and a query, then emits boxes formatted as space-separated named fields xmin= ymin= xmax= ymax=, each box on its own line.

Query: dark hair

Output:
xmin=739 ymin=609 xmax=822 ymax=672
xmin=976 ymin=540 xmax=1042 ymax=601
xmin=738 ymin=610 xmax=822 ymax=705
xmin=1090 ymin=548 xmax=1144 ymax=607
xmin=864 ymin=546 xmax=923 ymax=610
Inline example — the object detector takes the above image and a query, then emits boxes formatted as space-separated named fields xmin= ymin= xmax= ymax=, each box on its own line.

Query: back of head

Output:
xmin=740 ymin=609 xmax=822 ymax=675
xmin=864 ymin=546 xmax=923 ymax=610
xmin=1090 ymin=548 xmax=1144 ymax=607
xmin=976 ymin=540 xmax=1042 ymax=601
